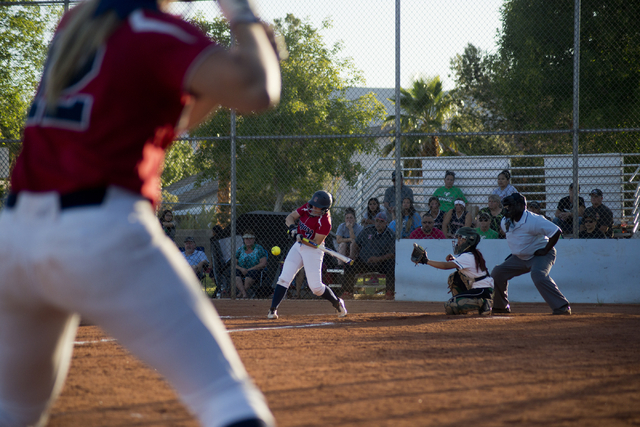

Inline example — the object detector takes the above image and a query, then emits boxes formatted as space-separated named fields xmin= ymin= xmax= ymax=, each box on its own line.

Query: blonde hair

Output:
xmin=44 ymin=0 xmax=120 ymax=106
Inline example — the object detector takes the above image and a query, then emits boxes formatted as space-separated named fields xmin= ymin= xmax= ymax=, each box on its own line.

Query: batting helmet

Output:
xmin=453 ymin=227 xmax=481 ymax=255
xmin=308 ymin=190 xmax=332 ymax=213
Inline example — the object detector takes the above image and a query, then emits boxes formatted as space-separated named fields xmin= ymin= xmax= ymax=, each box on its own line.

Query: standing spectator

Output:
xmin=182 ymin=237 xmax=210 ymax=279
xmin=442 ymin=198 xmax=472 ymax=238
xmin=344 ymin=211 xmax=396 ymax=300
xmin=583 ymin=188 xmax=614 ymax=238
xmin=235 ymin=230 xmax=268 ymax=299
xmin=478 ymin=194 xmax=505 ymax=237
xmin=336 ymin=208 xmax=364 ymax=265
xmin=492 ymin=170 xmax=518 ymax=200
xmin=491 ymin=193 xmax=571 ymax=315
xmin=433 ymin=171 xmax=468 ymax=212
xmin=361 ymin=197 xmax=381 ymax=226
xmin=528 ymin=201 xmax=552 ymax=221
xmin=579 ymin=212 xmax=608 ymax=239
xmin=426 ymin=196 xmax=446 ymax=231
xmin=388 ymin=197 xmax=421 ymax=238
xmin=383 ymin=171 xmax=414 ymax=219
xmin=553 ymin=183 xmax=585 ymax=234
xmin=476 ymin=212 xmax=499 ymax=239
xmin=409 ymin=214 xmax=446 ymax=239
xmin=159 ymin=209 xmax=177 ymax=242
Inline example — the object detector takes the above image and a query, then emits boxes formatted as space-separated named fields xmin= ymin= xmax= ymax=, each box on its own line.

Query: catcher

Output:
xmin=411 ymin=227 xmax=494 ymax=315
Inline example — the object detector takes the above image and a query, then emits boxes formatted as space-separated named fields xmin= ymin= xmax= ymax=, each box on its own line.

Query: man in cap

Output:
xmin=182 ymin=236 xmax=210 ymax=279
xmin=343 ymin=211 xmax=396 ymax=299
xmin=383 ymin=170 xmax=414 ymax=220
xmin=553 ymin=183 xmax=585 ymax=234
xmin=491 ymin=193 xmax=572 ymax=315
xmin=582 ymin=189 xmax=614 ymax=238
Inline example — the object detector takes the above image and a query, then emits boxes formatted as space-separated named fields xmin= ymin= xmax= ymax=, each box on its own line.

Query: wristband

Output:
xmin=217 ymin=0 xmax=260 ymax=25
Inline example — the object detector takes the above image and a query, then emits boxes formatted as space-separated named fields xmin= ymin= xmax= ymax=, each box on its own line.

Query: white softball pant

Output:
xmin=277 ymin=242 xmax=326 ymax=296
xmin=0 ymin=187 xmax=274 ymax=427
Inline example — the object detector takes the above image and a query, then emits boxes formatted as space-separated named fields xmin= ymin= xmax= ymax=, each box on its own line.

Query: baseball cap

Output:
xmin=478 ymin=213 xmax=491 ymax=221
xmin=590 ymin=188 xmax=603 ymax=196
xmin=184 ymin=236 xmax=195 ymax=242
xmin=375 ymin=211 xmax=388 ymax=221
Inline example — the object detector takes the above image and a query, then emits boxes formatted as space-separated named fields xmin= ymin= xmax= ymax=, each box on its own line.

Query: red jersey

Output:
xmin=409 ymin=227 xmax=446 ymax=239
xmin=11 ymin=8 xmax=216 ymax=205
xmin=296 ymin=203 xmax=332 ymax=241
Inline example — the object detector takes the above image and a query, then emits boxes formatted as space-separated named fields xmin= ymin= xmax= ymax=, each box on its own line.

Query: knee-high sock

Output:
xmin=270 ymin=285 xmax=287 ymax=310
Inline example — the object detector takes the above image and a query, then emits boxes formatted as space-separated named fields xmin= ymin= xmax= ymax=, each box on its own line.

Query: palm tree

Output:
xmin=382 ymin=76 xmax=459 ymax=180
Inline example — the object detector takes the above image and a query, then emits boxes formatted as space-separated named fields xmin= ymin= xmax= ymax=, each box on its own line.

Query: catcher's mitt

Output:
xmin=411 ymin=243 xmax=428 ymax=265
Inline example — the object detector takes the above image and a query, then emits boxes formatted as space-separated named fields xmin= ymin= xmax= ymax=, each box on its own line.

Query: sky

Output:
xmin=173 ymin=0 xmax=505 ymax=90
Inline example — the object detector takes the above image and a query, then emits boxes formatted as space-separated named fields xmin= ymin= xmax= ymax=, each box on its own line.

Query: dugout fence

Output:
xmin=2 ymin=0 xmax=640 ymax=299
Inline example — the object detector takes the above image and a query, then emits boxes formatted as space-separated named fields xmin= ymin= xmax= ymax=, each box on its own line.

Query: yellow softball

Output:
xmin=271 ymin=246 xmax=281 ymax=256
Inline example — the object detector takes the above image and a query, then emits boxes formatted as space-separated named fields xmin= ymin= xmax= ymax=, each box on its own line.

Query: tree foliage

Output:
xmin=449 ymin=0 xmax=640 ymax=154
xmin=188 ymin=14 xmax=386 ymax=216
xmin=0 ymin=2 xmax=59 ymax=141
xmin=382 ymin=76 xmax=459 ymax=180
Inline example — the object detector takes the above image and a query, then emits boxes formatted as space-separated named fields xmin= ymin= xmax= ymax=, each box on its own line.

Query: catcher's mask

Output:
xmin=453 ymin=227 xmax=480 ymax=255
xmin=308 ymin=190 xmax=333 ymax=216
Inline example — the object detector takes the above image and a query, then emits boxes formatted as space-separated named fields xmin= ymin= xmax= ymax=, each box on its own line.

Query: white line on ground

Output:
xmin=74 ymin=338 xmax=116 ymax=345
xmin=228 ymin=322 xmax=336 ymax=333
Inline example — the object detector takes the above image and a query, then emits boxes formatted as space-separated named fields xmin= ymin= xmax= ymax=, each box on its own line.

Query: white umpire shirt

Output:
xmin=500 ymin=211 xmax=561 ymax=261
xmin=453 ymin=252 xmax=494 ymax=289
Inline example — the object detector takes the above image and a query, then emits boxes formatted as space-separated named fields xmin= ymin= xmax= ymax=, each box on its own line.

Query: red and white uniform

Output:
xmin=12 ymin=8 xmax=217 ymax=205
xmin=0 ymin=9 xmax=273 ymax=427
xmin=277 ymin=204 xmax=332 ymax=295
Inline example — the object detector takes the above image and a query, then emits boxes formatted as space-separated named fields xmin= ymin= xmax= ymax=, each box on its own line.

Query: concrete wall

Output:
xmin=395 ymin=238 xmax=640 ymax=304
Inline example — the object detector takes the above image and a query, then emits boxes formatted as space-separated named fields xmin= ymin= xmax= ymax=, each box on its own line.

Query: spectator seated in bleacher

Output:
xmin=344 ymin=211 xmax=396 ymax=300
xmin=433 ymin=170 xmax=468 ymax=212
xmin=182 ymin=236 xmax=209 ymax=280
xmin=579 ymin=212 xmax=608 ymax=239
xmin=553 ymin=183 xmax=585 ymax=234
xmin=409 ymin=214 xmax=446 ymax=239
xmin=478 ymin=194 xmax=505 ymax=238
xmin=159 ymin=209 xmax=177 ymax=242
xmin=582 ymin=188 xmax=614 ymax=238
xmin=388 ymin=197 xmax=421 ymax=238
xmin=336 ymin=208 xmax=363 ymax=265
xmin=235 ymin=230 xmax=268 ymax=299
xmin=492 ymin=169 xmax=518 ymax=201
xmin=426 ymin=196 xmax=446 ymax=231
xmin=527 ymin=201 xmax=552 ymax=221
xmin=442 ymin=198 xmax=472 ymax=238
xmin=476 ymin=212 xmax=499 ymax=239
xmin=361 ymin=197 xmax=381 ymax=227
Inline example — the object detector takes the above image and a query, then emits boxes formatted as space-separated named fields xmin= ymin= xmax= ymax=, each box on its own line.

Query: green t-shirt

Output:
xmin=433 ymin=186 xmax=467 ymax=212
xmin=476 ymin=228 xmax=499 ymax=239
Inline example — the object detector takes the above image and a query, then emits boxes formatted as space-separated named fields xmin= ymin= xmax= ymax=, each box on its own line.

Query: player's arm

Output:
xmin=534 ymin=229 xmax=562 ymax=256
xmin=425 ymin=260 xmax=457 ymax=270
xmin=285 ymin=210 xmax=300 ymax=228
xmin=185 ymin=22 xmax=281 ymax=127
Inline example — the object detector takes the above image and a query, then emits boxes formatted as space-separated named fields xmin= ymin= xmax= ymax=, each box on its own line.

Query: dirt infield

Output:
xmin=48 ymin=300 xmax=640 ymax=427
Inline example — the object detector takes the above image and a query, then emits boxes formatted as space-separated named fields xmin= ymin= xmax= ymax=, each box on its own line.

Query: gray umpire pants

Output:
xmin=491 ymin=248 xmax=570 ymax=311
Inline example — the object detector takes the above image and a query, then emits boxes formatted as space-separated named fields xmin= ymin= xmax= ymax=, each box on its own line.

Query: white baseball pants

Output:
xmin=277 ymin=242 xmax=326 ymax=295
xmin=0 ymin=187 xmax=274 ymax=427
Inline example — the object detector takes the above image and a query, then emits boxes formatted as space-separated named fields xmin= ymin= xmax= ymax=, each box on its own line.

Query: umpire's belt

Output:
xmin=6 ymin=187 xmax=108 ymax=210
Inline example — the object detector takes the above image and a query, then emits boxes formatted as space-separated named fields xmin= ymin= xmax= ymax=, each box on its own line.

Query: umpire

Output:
xmin=491 ymin=193 xmax=572 ymax=315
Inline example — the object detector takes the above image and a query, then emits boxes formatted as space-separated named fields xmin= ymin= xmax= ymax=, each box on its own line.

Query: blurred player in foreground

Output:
xmin=491 ymin=193 xmax=571 ymax=315
xmin=0 ymin=0 xmax=281 ymax=426
xmin=411 ymin=227 xmax=493 ymax=315
xmin=268 ymin=191 xmax=347 ymax=319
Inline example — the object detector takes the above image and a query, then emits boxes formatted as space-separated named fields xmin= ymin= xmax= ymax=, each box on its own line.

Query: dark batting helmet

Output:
xmin=453 ymin=227 xmax=481 ymax=255
xmin=308 ymin=190 xmax=333 ymax=214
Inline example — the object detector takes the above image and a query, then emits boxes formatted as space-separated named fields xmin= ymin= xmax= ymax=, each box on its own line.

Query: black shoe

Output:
xmin=491 ymin=305 xmax=511 ymax=314
xmin=479 ymin=299 xmax=492 ymax=316
xmin=552 ymin=305 xmax=571 ymax=315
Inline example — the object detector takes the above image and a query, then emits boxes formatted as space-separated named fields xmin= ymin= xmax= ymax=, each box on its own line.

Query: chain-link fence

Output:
xmin=2 ymin=0 xmax=640 ymax=300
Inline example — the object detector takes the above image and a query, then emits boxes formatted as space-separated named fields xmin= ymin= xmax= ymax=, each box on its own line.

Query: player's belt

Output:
xmin=6 ymin=187 xmax=108 ymax=210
